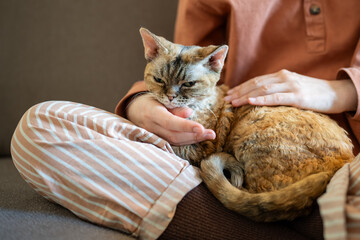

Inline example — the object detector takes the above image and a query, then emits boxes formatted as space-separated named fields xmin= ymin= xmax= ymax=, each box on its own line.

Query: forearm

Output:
xmin=338 ymin=67 xmax=360 ymax=119
xmin=225 ymin=69 xmax=358 ymax=114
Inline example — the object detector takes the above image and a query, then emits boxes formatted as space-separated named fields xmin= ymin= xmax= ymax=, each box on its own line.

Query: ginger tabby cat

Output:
xmin=139 ymin=28 xmax=354 ymax=222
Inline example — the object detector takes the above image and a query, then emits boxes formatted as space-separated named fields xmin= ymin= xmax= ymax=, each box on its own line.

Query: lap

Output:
xmin=10 ymin=100 xmax=326 ymax=240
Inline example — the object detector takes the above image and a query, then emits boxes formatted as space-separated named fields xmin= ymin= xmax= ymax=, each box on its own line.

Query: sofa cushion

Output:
xmin=0 ymin=157 xmax=134 ymax=240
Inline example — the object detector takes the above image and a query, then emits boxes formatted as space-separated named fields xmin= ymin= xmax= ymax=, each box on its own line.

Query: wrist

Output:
xmin=125 ymin=92 xmax=149 ymax=119
xmin=335 ymin=80 xmax=358 ymax=113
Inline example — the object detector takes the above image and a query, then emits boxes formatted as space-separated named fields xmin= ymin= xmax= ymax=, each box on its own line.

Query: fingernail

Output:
xmin=205 ymin=132 xmax=216 ymax=139
xmin=248 ymin=97 xmax=256 ymax=103
xmin=224 ymin=96 xmax=231 ymax=102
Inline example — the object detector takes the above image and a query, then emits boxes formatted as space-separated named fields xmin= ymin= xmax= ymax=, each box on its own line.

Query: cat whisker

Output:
xmin=207 ymin=107 xmax=218 ymax=123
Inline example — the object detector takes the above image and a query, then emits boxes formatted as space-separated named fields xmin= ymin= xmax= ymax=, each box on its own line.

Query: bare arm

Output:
xmin=225 ymin=69 xmax=358 ymax=114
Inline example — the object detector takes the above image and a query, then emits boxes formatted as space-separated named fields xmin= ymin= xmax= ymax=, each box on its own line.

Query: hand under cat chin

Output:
xmin=154 ymin=98 xmax=181 ymax=109
xmin=165 ymin=103 xmax=190 ymax=110
xmin=164 ymin=104 xmax=177 ymax=109
xmin=162 ymin=100 xmax=190 ymax=109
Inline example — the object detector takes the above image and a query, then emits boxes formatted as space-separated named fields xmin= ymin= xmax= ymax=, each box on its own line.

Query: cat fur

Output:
xmin=139 ymin=27 xmax=354 ymax=222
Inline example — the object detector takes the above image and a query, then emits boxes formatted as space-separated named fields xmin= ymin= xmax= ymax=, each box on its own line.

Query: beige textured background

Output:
xmin=0 ymin=0 xmax=178 ymax=155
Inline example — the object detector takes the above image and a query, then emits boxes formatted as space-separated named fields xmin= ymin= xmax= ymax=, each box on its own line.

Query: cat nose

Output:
xmin=167 ymin=94 xmax=177 ymax=101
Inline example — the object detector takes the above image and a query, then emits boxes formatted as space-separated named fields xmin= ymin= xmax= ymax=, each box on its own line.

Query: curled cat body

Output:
xmin=139 ymin=28 xmax=354 ymax=222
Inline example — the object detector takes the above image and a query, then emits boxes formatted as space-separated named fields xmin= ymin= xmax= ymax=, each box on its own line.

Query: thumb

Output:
xmin=168 ymin=107 xmax=193 ymax=118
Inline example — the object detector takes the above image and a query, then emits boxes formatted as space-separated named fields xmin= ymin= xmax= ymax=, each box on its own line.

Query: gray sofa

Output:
xmin=1 ymin=1 xmax=177 ymax=239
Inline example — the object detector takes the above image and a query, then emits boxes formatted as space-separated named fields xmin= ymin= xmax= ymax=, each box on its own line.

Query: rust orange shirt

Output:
xmin=116 ymin=0 xmax=360 ymax=153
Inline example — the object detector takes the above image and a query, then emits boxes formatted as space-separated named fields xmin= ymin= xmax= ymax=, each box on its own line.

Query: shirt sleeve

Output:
xmin=337 ymin=38 xmax=360 ymax=143
xmin=114 ymin=81 xmax=147 ymax=117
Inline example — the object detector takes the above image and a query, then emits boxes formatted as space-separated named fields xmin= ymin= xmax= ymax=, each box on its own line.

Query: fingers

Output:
xmin=166 ymin=107 xmax=218 ymax=144
xmin=168 ymin=107 xmax=193 ymax=118
xmin=226 ymin=83 xmax=291 ymax=107
xmin=154 ymin=126 xmax=216 ymax=146
xmin=225 ymin=70 xmax=298 ymax=107
xmin=153 ymin=108 xmax=216 ymax=144
xmin=248 ymin=93 xmax=296 ymax=106
xmin=127 ymin=92 xmax=216 ymax=145
xmin=154 ymin=107 xmax=204 ymax=133
xmin=227 ymin=73 xmax=278 ymax=97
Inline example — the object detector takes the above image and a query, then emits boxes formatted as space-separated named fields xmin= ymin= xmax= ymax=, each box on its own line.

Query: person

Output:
xmin=117 ymin=0 xmax=360 ymax=239
xmin=121 ymin=1 xmax=360 ymax=152
xmin=11 ymin=0 xmax=360 ymax=239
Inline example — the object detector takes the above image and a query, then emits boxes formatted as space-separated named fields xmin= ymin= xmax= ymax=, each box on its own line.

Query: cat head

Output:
xmin=140 ymin=27 xmax=228 ymax=109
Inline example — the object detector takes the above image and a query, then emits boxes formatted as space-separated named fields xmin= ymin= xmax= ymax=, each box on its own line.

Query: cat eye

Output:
xmin=153 ymin=77 xmax=165 ymax=84
xmin=182 ymin=81 xmax=196 ymax=88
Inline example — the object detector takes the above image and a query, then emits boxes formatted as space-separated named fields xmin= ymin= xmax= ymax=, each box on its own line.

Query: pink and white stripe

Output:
xmin=11 ymin=101 xmax=202 ymax=240
xmin=318 ymin=154 xmax=360 ymax=240
xmin=12 ymin=100 xmax=360 ymax=240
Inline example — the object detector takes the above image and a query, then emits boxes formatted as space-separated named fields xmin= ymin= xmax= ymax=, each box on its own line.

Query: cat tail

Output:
xmin=200 ymin=153 xmax=332 ymax=222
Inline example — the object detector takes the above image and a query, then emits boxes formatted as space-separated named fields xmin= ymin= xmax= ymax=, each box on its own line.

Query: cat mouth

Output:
xmin=164 ymin=103 xmax=181 ymax=109
xmin=164 ymin=101 xmax=191 ymax=109
xmin=156 ymin=96 xmax=189 ymax=109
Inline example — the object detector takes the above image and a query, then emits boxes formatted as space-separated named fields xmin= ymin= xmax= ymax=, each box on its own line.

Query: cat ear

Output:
xmin=139 ymin=27 xmax=167 ymax=61
xmin=205 ymin=45 xmax=228 ymax=73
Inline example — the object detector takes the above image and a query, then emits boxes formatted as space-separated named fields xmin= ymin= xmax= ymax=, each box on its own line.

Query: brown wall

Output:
xmin=0 ymin=0 xmax=179 ymax=155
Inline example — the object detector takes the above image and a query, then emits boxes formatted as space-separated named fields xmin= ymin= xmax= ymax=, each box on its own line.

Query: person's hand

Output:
xmin=126 ymin=94 xmax=216 ymax=145
xmin=225 ymin=69 xmax=357 ymax=114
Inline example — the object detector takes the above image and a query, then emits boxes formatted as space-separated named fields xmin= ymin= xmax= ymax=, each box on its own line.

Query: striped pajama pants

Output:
xmin=10 ymin=101 xmax=202 ymax=240
xmin=10 ymin=101 xmax=360 ymax=240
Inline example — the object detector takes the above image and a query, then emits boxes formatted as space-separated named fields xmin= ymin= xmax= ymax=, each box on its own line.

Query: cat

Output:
xmin=139 ymin=27 xmax=354 ymax=222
